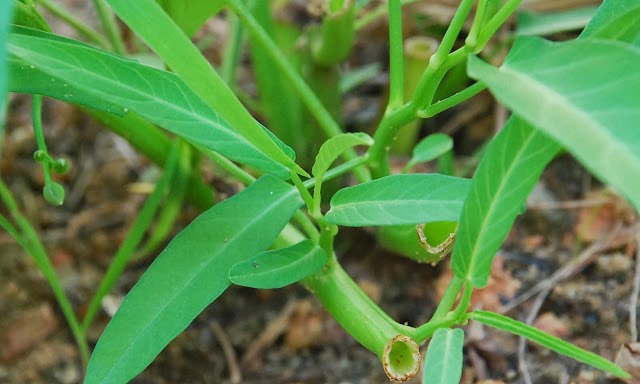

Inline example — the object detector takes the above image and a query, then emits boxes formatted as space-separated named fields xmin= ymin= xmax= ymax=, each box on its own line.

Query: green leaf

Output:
xmin=84 ymin=175 xmax=303 ymax=384
xmin=312 ymin=132 xmax=373 ymax=180
xmin=469 ymin=311 xmax=630 ymax=379
xmin=7 ymin=27 xmax=290 ymax=177
xmin=42 ymin=182 xmax=64 ymax=206
xmin=229 ymin=240 xmax=327 ymax=289
xmin=422 ymin=328 xmax=464 ymax=384
xmin=452 ymin=0 xmax=640 ymax=289
xmin=312 ymin=132 xmax=373 ymax=211
xmin=155 ymin=0 xmax=224 ymax=37
xmin=516 ymin=6 xmax=598 ymax=37
xmin=1 ymin=1 xmax=11 ymax=124
xmin=325 ymin=174 xmax=471 ymax=226
xmin=581 ymin=0 xmax=640 ymax=44
xmin=468 ymin=37 xmax=640 ymax=212
xmin=107 ymin=0 xmax=307 ymax=177
xmin=406 ymin=133 xmax=453 ymax=170
xmin=451 ymin=119 xmax=560 ymax=287
xmin=11 ymin=0 xmax=51 ymax=31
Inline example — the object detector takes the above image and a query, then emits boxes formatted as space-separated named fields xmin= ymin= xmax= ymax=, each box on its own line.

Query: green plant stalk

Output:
xmin=311 ymin=0 xmax=356 ymax=66
xmin=412 ymin=316 xmax=464 ymax=344
xmin=35 ymin=0 xmax=109 ymax=48
xmin=450 ymin=280 xmax=472 ymax=319
xmin=0 ymin=179 xmax=90 ymax=365
xmin=390 ymin=36 xmax=437 ymax=154
xmin=413 ymin=46 xmax=470 ymax=109
xmin=31 ymin=95 xmax=54 ymax=188
xmin=226 ymin=0 xmax=369 ymax=182
xmin=91 ymin=0 xmax=125 ymax=54
xmin=219 ymin=10 xmax=244 ymax=87
xmin=429 ymin=0 xmax=475 ymax=69
xmin=306 ymin=64 xmax=342 ymax=167
xmin=354 ymin=0 xmax=419 ymax=30
xmin=419 ymin=81 xmax=486 ymax=118
xmin=475 ymin=0 xmax=524 ymax=52
xmin=369 ymin=102 xmax=418 ymax=177
xmin=466 ymin=0 xmax=488 ymax=48
xmin=431 ymin=275 xmax=465 ymax=320
xmin=370 ymin=0 xmax=477 ymax=176
xmin=302 ymin=254 xmax=413 ymax=358
xmin=86 ymin=108 xmax=215 ymax=210
xmin=248 ymin=0 xmax=308 ymax=166
xmin=386 ymin=0 xmax=404 ymax=110
xmin=80 ymin=140 xmax=182 ymax=332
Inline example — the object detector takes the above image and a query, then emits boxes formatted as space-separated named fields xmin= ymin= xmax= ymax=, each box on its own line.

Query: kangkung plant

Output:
xmin=2 ymin=0 xmax=640 ymax=382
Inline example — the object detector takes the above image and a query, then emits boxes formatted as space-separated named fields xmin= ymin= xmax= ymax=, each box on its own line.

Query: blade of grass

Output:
xmin=0 ymin=178 xmax=89 ymax=365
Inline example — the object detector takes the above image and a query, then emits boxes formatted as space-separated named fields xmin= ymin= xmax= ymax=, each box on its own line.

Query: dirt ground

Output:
xmin=2 ymin=1 xmax=639 ymax=383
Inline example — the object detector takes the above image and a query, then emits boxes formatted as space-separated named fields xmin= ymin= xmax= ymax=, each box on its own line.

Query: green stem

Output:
xmin=412 ymin=317 xmax=462 ymax=344
xmin=310 ymin=0 xmax=356 ymax=66
xmin=302 ymin=255 xmax=413 ymax=358
xmin=475 ymin=0 xmax=524 ymax=52
xmin=413 ymin=45 xmax=470 ymax=109
xmin=291 ymin=171 xmax=314 ymax=212
xmin=354 ymin=0 xmax=419 ymax=30
xmin=465 ymin=0 xmax=488 ymax=48
xmin=31 ymin=95 xmax=54 ymax=188
xmin=428 ymin=0 xmax=475 ymax=69
xmin=35 ymin=0 xmax=109 ymax=48
xmin=0 ymin=179 xmax=90 ymax=365
xmin=386 ymin=0 xmax=404 ymax=110
xmin=418 ymin=81 xmax=486 ymax=118
xmin=220 ymin=10 xmax=245 ymax=87
xmin=226 ymin=0 xmax=369 ymax=182
xmin=303 ymin=154 xmax=370 ymax=189
xmin=368 ymin=102 xmax=419 ymax=178
xmin=451 ymin=280 xmax=473 ymax=319
xmin=292 ymin=211 xmax=320 ymax=242
xmin=92 ymin=0 xmax=126 ymax=54
xmin=431 ymin=275 xmax=465 ymax=320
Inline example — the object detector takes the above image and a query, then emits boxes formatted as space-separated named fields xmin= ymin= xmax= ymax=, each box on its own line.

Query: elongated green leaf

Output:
xmin=469 ymin=311 xmax=630 ymax=378
xmin=468 ymin=37 xmax=640 ymax=211
xmin=451 ymin=119 xmax=560 ymax=286
xmin=8 ymin=27 xmax=290 ymax=177
xmin=229 ymin=239 xmax=327 ymax=289
xmin=422 ymin=328 xmax=464 ymax=384
xmin=452 ymin=2 xmax=640 ymax=288
xmin=581 ymin=0 xmax=640 ymax=44
xmin=1 ymin=1 xmax=11 ymax=124
xmin=406 ymin=133 xmax=453 ymax=170
xmin=84 ymin=175 xmax=303 ymax=384
xmin=516 ymin=6 xmax=598 ymax=37
xmin=156 ymin=0 xmax=224 ymax=37
xmin=107 ymin=0 xmax=307 ymax=177
xmin=325 ymin=174 xmax=471 ymax=226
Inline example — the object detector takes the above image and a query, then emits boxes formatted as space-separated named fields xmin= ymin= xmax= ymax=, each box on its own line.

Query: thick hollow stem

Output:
xmin=302 ymin=256 xmax=412 ymax=357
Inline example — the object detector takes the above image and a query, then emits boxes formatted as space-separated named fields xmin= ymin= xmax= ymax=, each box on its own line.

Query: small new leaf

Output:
xmin=405 ymin=133 xmax=453 ymax=171
xmin=43 ymin=182 xmax=64 ymax=206
xmin=229 ymin=240 xmax=327 ymax=289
